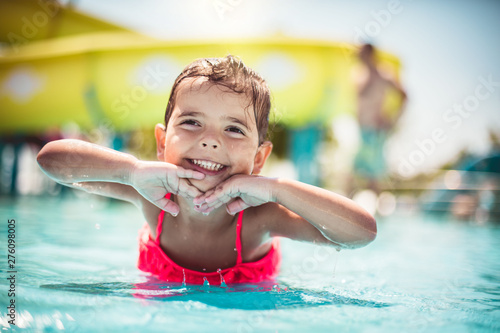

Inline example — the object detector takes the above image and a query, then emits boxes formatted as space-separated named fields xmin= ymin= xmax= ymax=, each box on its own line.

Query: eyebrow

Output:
xmin=178 ymin=110 xmax=203 ymax=118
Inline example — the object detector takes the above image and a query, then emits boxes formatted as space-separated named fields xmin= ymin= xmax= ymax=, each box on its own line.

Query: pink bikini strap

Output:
xmin=155 ymin=193 xmax=172 ymax=244
xmin=235 ymin=211 xmax=244 ymax=264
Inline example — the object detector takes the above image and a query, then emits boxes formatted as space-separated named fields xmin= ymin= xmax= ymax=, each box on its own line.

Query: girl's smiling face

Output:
xmin=155 ymin=78 xmax=271 ymax=193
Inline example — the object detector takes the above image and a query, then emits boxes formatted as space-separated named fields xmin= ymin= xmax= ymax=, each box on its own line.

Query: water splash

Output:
xmin=182 ymin=269 xmax=186 ymax=287
xmin=332 ymin=248 xmax=341 ymax=281
xmin=217 ymin=269 xmax=227 ymax=288
xmin=203 ymin=277 xmax=210 ymax=287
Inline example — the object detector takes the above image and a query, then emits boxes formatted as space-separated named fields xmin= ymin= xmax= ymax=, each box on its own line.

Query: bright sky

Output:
xmin=76 ymin=0 xmax=500 ymax=177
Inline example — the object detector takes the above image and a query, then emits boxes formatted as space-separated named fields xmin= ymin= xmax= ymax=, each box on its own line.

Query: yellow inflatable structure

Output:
xmin=0 ymin=0 xmax=402 ymax=134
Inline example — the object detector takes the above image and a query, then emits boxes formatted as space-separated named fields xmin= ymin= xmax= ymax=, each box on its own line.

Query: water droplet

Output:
xmin=332 ymin=249 xmax=340 ymax=281
xmin=203 ymin=277 xmax=210 ymax=286
xmin=234 ymin=247 xmax=237 ymax=252
xmin=182 ymin=269 xmax=186 ymax=287
xmin=217 ymin=269 xmax=227 ymax=287
xmin=202 ymin=268 xmax=206 ymax=272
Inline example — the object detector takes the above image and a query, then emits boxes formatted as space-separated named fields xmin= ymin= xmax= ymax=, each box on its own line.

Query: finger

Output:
xmin=204 ymin=183 xmax=238 ymax=204
xmin=178 ymin=179 xmax=203 ymax=198
xmin=193 ymin=189 xmax=215 ymax=205
xmin=176 ymin=166 xmax=205 ymax=180
xmin=155 ymin=198 xmax=180 ymax=217
xmin=206 ymin=194 xmax=231 ymax=209
xmin=226 ymin=199 xmax=250 ymax=215
xmin=165 ymin=171 xmax=180 ymax=195
xmin=193 ymin=203 xmax=214 ymax=214
xmin=206 ymin=188 xmax=239 ymax=208
xmin=194 ymin=176 xmax=240 ymax=204
xmin=193 ymin=202 xmax=207 ymax=212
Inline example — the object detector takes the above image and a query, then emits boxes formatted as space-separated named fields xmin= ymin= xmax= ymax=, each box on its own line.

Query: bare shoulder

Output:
xmin=238 ymin=204 xmax=279 ymax=262
xmin=378 ymin=67 xmax=400 ymax=86
xmin=351 ymin=65 xmax=368 ymax=86
xmin=239 ymin=204 xmax=275 ymax=239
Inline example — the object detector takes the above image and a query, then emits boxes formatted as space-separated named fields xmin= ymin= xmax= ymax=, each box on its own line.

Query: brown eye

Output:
xmin=227 ymin=127 xmax=245 ymax=135
xmin=181 ymin=120 xmax=199 ymax=126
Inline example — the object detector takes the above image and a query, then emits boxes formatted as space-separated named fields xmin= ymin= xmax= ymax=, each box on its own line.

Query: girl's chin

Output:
xmin=188 ymin=178 xmax=222 ymax=194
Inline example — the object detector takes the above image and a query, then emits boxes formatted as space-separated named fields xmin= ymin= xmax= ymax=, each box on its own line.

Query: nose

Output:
xmin=201 ymin=142 xmax=218 ymax=149
xmin=200 ymin=131 xmax=220 ymax=149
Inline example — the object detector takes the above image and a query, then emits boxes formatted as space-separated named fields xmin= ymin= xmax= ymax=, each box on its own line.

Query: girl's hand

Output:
xmin=130 ymin=161 xmax=205 ymax=216
xmin=193 ymin=175 xmax=275 ymax=215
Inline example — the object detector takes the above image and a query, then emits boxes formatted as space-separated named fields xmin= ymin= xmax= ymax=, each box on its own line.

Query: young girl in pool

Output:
xmin=37 ymin=55 xmax=376 ymax=285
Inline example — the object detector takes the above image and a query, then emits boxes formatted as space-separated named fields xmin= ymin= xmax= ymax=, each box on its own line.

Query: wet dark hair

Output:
xmin=164 ymin=55 xmax=271 ymax=144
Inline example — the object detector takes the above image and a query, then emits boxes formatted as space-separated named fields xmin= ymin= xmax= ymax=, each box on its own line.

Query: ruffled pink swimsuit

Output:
xmin=137 ymin=194 xmax=281 ymax=285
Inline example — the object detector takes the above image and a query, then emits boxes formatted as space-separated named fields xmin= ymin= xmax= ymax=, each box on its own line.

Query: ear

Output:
xmin=154 ymin=123 xmax=167 ymax=161
xmin=252 ymin=141 xmax=273 ymax=175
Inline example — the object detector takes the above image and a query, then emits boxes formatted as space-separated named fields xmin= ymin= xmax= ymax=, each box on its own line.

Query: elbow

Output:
xmin=358 ymin=214 xmax=377 ymax=248
xmin=36 ymin=141 xmax=66 ymax=180
xmin=341 ymin=214 xmax=377 ymax=250
xmin=36 ymin=145 xmax=49 ymax=170
xmin=367 ymin=214 xmax=377 ymax=242
xmin=36 ymin=143 xmax=55 ymax=172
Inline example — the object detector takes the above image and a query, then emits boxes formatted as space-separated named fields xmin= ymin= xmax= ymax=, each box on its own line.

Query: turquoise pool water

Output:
xmin=1 ymin=195 xmax=499 ymax=332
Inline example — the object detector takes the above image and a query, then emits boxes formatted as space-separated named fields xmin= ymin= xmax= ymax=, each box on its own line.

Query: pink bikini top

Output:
xmin=137 ymin=194 xmax=281 ymax=285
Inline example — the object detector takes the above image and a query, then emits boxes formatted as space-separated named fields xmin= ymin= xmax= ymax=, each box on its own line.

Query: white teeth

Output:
xmin=192 ymin=159 xmax=224 ymax=171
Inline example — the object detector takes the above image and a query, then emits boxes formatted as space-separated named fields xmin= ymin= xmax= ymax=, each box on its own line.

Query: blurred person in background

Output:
xmin=351 ymin=43 xmax=407 ymax=196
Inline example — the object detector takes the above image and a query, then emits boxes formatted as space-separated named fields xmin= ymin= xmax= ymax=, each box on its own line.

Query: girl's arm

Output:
xmin=268 ymin=178 xmax=376 ymax=248
xmin=37 ymin=139 xmax=205 ymax=215
xmin=194 ymin=176 xmax=377 ymax=249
